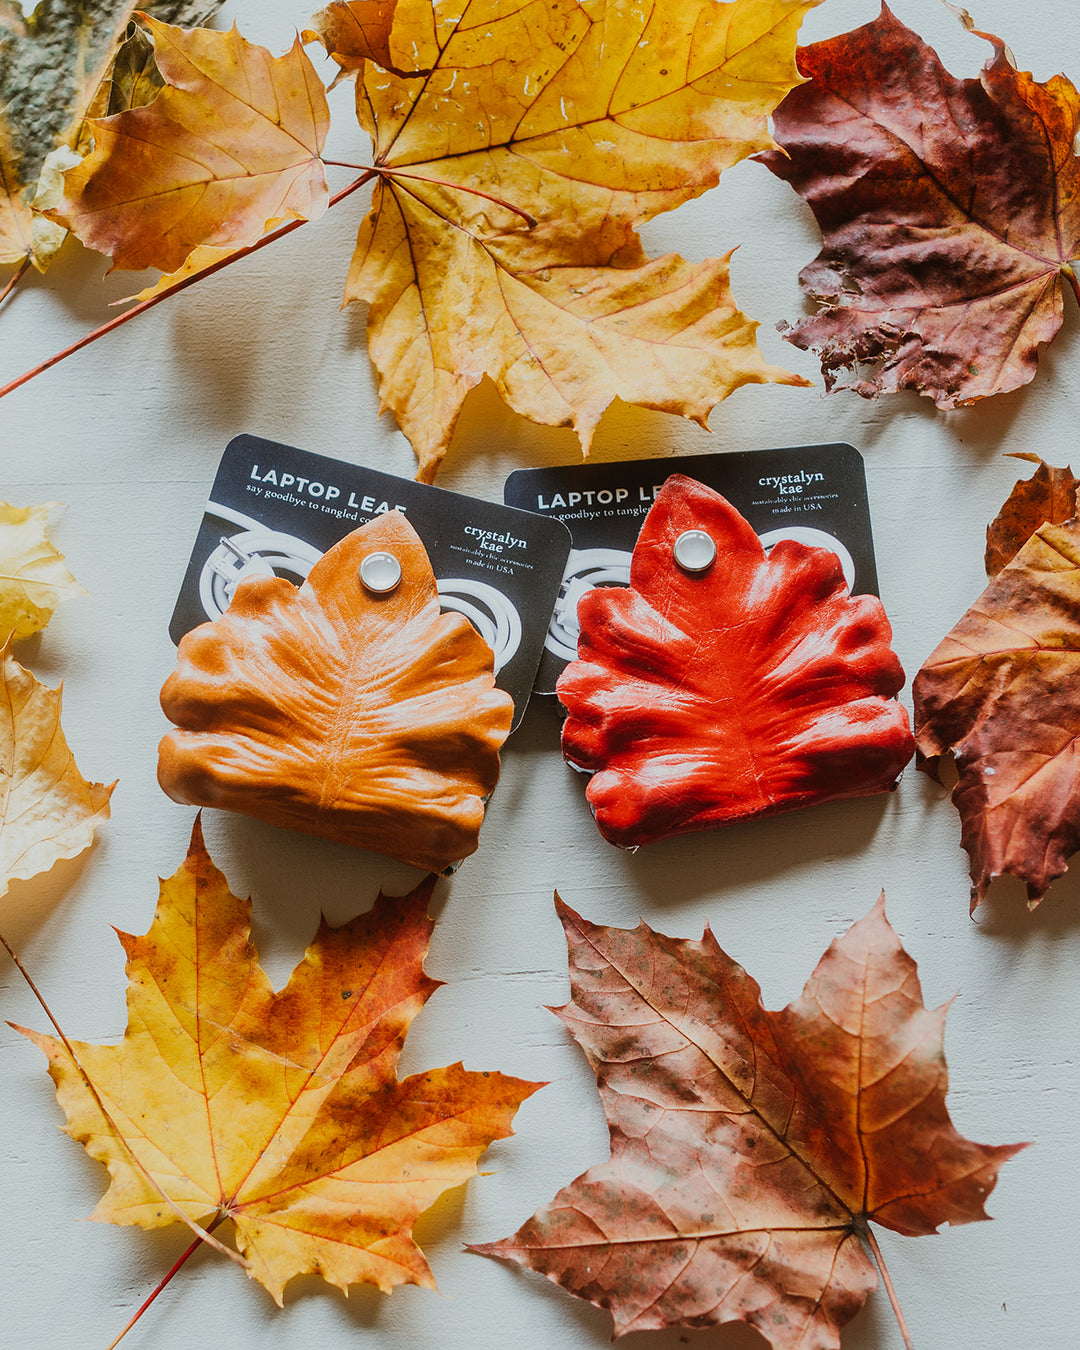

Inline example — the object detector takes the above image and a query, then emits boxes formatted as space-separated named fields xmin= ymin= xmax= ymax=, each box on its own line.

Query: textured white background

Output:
xmin=1 ymin=1 xmax=1077 ymax=1347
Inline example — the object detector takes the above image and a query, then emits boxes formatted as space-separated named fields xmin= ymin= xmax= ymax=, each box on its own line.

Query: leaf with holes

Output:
xmin=474 ymin=896 xmax=1024 ymax=1349
xmin=760 ymin=3 xmax=1080 ymax=409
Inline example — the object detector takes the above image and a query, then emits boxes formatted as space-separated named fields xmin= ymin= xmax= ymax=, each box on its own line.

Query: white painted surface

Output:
xmin=1 ymin=2 xmax=1077 ymax=1347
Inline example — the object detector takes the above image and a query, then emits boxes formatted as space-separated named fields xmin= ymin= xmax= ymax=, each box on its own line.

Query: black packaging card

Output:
xmin=170 ymin=435 xmax=572 ymax=730
xmin=504 ymin=444 xmax=878 ymax=694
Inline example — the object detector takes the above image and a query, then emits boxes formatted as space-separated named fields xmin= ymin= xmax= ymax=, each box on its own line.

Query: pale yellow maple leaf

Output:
xmin=333 ymin=0 xmax=820 ymax=479
xmin=0 ymin=645 xmax=114 ymax=899
xmin=0 ymin=501 xmax=86 ymax=641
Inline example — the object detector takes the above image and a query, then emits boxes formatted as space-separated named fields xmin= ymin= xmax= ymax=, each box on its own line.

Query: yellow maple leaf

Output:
xmin=54 ymin=18 xmax=331 ymax=274
xmin=334 ymin=0 xmax=818 ymax=479
xmin=0 ymin=500 xmax=86 ymax=641
xmin=19 ymin=823 xmax=541 ymax=1303
xmin=0 ymin=645 xmax=114 ymax=899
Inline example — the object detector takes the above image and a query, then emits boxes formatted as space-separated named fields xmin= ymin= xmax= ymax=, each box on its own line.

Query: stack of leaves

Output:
xmin=0 ymin=1 xmax=226 ymax=275
xmin=19 ymin=824 xmax=541 ymax=1304
xmin=475 ymin=896 xmax=1023 ymax=1348
xmin=557 ymin=474 xmax=914 ymax=848
xmin=914 ymin=455 xmax=1080 ymax=907
xmin=761 ymin=3 xmax=1080 ymax=410
xmin=28 ymin=0 xmax=824 ymax=478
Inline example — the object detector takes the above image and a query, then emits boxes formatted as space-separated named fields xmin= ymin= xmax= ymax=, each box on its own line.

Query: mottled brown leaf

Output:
xmin=760 ymin=3 xmax=1080 ymax=409
xmin=915 ymin=517 xmax=1080 ymax=908
xmin=985 ymin=453 xmax=1079 ymax=578
xmin=475 ymin=897 xmax=1023 ymax=1348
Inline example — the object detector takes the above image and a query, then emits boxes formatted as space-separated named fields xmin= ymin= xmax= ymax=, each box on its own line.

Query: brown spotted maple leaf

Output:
xmin=474 ymin=897 xmax=1024 ymax=1349
xmin=20 ymin=822 xmax=541 ymax=1317
xmin=760 ymin=3 xmax=1080 ymax=409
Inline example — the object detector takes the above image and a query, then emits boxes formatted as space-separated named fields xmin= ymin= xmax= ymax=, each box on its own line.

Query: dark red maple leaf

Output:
xmin=760 ymin=3 xmax=1080 ymax=408
xmin=473 ymin=897 xmax=1025 ymax=1349
xmin=556 ymin=474 xmax=913 ymax=848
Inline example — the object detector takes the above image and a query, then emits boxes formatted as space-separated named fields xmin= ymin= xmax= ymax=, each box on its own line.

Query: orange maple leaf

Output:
xmin=19 ymin=822 xmax=541 ymax=1305
xmin=475 ymin=896 xmax=1024 ymax=1348
xmin=53 ymin=17 xmax=331 ymax=274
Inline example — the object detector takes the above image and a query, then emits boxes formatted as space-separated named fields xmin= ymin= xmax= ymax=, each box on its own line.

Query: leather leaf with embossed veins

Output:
xmin=557 ymin=475 xmax=913 ymax=848
xmin=473 ymin=897 xmax=1025 ymax=1349
xmin=158 ymin=511 xmax=513 ymax=872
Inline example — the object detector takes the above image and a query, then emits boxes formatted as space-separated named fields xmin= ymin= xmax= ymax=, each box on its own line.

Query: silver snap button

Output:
xmin=673 ymin=530 xmax=716 ymax=574
xmin=359 ymin=551 xmax=402 ymax=594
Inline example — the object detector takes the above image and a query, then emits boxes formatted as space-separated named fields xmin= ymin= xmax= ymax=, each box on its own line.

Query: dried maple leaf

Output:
xmin=914 ymin=516 xmax=1080 ymax=908
xmin=474 ymin=896 xmax=1024 ymax=1349
xmin=985 ymin=453 xmax=1079 ymax=578
xmin=158 ymin=510 xmax=514 ymax=872
xmin=0 ymin=500 xmax=86 ymax=641
xmin=556 ymin=474 xmax=914 ymax=848
xmin=335 ymin=0 xmax=817 ymax=480
xmin=0 ymin=1 xmax=225 ymax=272
xmin=53 ymin=16 xmax=331 ymax=274
xmin=1 ymin=644 xmax=113 ymax=899
xmin=304 ymin=1 xmax=404 ymax=78
xmin=18 ymin=822 xmax=541 ymax=1304
xmin=759 ymin=3 xmax=1080 ymax=409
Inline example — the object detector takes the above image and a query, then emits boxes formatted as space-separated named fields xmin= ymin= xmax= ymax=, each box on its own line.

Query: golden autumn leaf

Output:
xmin=336 ymin=0 xmax=818 ymax=479
xmin=19 ymin=823 xmax=541 ymax=1304
xmin=158 ymin=510 xmax=514 ymax=872
xmin=0 ymin=500 xmax=86 ymax=641
xmin=0 ymin=644 xmax=114 ymax=900
xmin=984 ymin=453 xmax=1080 ymax=579
xmin=53 ymin=17 xmax=331 ymax=274
xmin=0 ymin=1 xmax=226 ymax=272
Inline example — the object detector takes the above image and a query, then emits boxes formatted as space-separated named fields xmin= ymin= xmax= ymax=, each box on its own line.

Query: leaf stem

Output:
xmin=0 ymin=928 xmax=246 ymax=1269
xmin=104 ymin=1215 xmax=224 ymax=1350
xmin=861 ymin=1221 xmax=914 ymax=1350
xmin=370 ymin=164 xmax=538 ymax=227
xmin=0 ymin=256 xmax=31 ymax=306
xmin=0 ymin=171 xmax=376 ymax=401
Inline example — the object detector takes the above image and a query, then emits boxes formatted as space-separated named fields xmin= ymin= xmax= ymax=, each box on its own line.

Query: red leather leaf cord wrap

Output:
xmin=557 ymin=475 xmax=914 ymax=848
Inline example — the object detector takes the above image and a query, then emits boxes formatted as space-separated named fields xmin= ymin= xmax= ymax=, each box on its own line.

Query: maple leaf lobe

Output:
xmin=474 ymin=894 xmax=1023 ymax=1348
xmin=762 ymin=3 xmax=1080 ymax=409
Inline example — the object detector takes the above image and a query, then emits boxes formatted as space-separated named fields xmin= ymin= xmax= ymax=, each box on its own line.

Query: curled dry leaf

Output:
xmin=52 ymin=17 xmax=331 ymax=274
xmin=332 ymin=0 xmax=817 ymax=480
xmin=18 ymin=822 xmax=541 ymax=1304
xmin=304 ymin=1 xmax=404 ymax=77
xmin=0 ymin=1 xmax=225 ymax=271
xmin=557 ymin=475 xmax=913 ymax=848
xmin=474 ymin=897 xmax=1024 ymax=1349
xmin=158 ymin=510 xmax=514 ymax=872
xmin=915 ymin=516 xmax=1080 ymax=908
xmin=760 ymin=3 xmax=1080 ymax=409
xmin=984 ymin=453 xmax=1080 ymax=578
xmin=0 ymin=500 xmax=86 ymax=641
xmin=0 ymin=644 xmax=113 ymax=899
